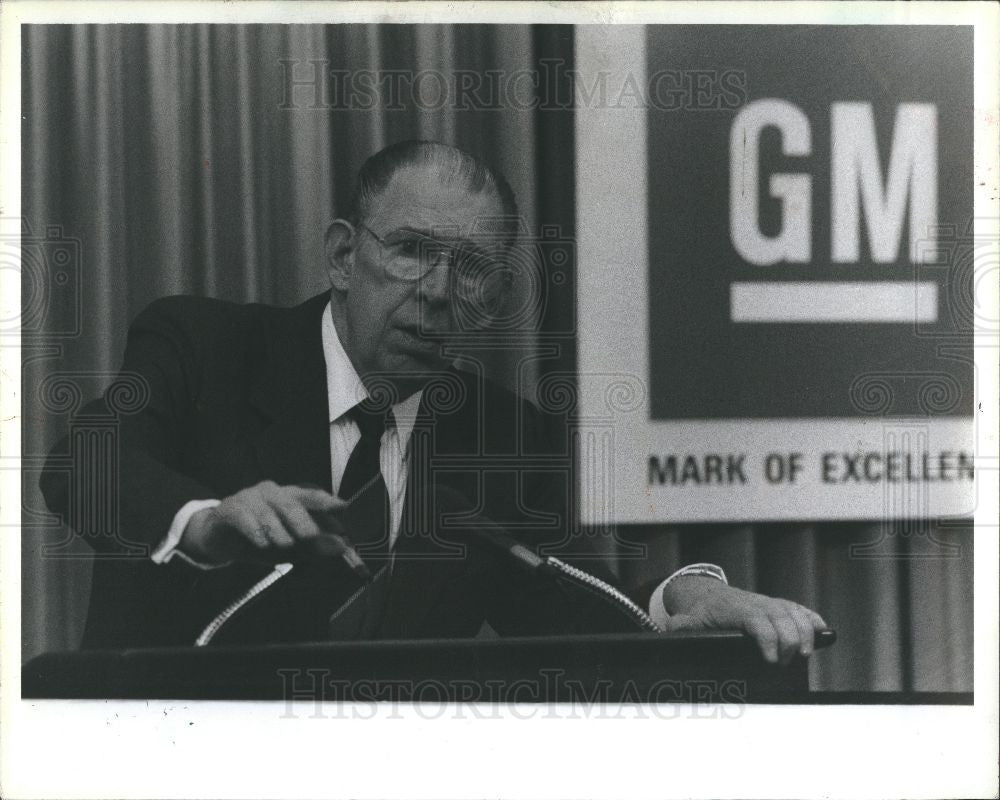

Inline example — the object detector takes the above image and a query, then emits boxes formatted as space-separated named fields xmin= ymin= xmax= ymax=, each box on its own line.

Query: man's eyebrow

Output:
xmin=396 ymin=226 xmax=491 ymax=255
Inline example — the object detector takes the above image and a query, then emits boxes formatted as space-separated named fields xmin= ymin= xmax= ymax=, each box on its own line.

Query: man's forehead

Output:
xmin=364 ymin=164 xmax=506 ymax=238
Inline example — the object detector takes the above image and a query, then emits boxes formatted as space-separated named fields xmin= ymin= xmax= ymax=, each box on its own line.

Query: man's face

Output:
xmin=327 ymin=164 xmax=507 ymax=396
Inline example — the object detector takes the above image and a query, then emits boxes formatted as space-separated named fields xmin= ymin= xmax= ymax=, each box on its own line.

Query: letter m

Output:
xmin=831 ymin=102 xmax=937 ymax=263
xmin=649 ymin=456 xmax=677 ymax=485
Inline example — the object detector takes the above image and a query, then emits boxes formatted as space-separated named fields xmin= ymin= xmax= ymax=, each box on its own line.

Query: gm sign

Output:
xmin=575 ymin=25 xmax=978 ymax=523
xmin=730 ymin=100 xmax=937 ymax=323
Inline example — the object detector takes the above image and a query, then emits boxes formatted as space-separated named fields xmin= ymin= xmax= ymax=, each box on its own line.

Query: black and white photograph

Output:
xmin=1 ymin=2 xmax=997 ymax=799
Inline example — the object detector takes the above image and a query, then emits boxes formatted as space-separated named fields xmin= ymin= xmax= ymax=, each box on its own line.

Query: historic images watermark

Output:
xmin=279 ymin=60 xmax=748 ymax=112
xmin=277 ymin=668 xmax=748 ymax=720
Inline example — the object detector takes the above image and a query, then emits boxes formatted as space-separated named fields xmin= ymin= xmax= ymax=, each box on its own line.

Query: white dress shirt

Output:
xmin=151 ymin=300 xmax=726 ymax=622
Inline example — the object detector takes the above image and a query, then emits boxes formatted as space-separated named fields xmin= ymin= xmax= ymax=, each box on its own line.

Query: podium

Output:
xmin=23 ymin=629 xmax=835 ymax=702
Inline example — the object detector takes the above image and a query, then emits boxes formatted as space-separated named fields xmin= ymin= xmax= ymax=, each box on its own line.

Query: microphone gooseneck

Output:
xmin=424 ymin=484 xmax=663 ymax=633
xmin=542 ymin=557 xmax=663 ymax=633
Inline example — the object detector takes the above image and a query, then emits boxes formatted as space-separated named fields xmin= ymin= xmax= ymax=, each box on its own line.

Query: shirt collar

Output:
xmin=321 ymin=301 xmax=423 ymax=447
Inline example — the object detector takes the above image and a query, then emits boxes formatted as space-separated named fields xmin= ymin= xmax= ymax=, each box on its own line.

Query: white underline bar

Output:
xmin=730 ymin=281 xmax=939 ymax=323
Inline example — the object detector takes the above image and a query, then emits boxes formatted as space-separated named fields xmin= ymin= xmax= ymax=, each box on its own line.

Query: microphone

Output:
xmin=422 ymin=484 xmax=663 ymax=633
xmin=423 ymin=483 xmax=547 ymax=573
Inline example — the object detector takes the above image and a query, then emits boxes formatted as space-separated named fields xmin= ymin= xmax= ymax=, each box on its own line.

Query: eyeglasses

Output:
xmin=358 ymin=223 xmax=513 ymax=306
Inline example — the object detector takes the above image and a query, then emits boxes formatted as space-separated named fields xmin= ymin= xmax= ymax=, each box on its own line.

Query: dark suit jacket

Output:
xmin=41 ymin=293 xmax=647 ymax=649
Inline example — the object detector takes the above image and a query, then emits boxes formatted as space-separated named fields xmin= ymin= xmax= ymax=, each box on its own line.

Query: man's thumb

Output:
xmin=659 ymin=613 xmax=701 ymax=633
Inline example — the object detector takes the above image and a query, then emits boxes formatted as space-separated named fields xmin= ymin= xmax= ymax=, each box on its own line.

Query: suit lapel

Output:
xmin=249 ymin=293 xmax=333 ymax=493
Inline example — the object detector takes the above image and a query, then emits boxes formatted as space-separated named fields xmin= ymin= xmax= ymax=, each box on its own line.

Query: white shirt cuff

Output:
xmin=648 ymin=563 xmax=729 ymax=630
xmin=151 ymin=498 xmax=226 ymax=570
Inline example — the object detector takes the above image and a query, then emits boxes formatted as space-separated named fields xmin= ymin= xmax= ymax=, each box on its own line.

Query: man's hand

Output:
xmin=180 ymin=481 xmax=352 ymax=566
xmin=660 ymin=576 xmax=827 ymax=664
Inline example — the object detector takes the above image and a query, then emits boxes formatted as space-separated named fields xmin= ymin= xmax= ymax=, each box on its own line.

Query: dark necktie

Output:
xmin=338 ymin=399 xmax=393 ymax=559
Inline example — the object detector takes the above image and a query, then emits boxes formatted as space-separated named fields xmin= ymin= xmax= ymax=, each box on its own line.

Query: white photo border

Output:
xmin=1 ymin=3 xmax=997 ymax=800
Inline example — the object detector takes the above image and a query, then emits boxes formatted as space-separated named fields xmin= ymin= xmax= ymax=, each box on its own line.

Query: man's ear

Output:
xmin=324 ymin=219 xmax=357 ymax=292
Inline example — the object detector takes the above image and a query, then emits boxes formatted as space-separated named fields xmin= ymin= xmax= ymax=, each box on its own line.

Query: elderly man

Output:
xmin=41 ymin=140 xmax=824 ymax=661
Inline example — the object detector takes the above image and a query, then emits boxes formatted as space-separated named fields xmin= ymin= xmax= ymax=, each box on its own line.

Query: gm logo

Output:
xmin=730 ymin=100 xmax=937 ymax=324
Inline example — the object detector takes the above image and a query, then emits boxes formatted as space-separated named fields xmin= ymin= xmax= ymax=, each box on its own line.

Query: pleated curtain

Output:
xmin=20 ymin=24 xmax=972 ymax=692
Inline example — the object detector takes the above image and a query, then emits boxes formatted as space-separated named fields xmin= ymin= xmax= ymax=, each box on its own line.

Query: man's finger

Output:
xmin=272 ymin=498 xmax=323 ymax=541
xmin=788 ymin=604 xmax=816 ymax=657
xmin=807 ymin=608 xmax=828 ymax=630
xmin=744 ymin=616 xmax=779 ymax=663
xmin=294 ymin=487 xmax=350 ymax=512
xmin=769 ymin=607 xmax=803 ymax=665
xmin=225 ymin=503 xmax=276 ymax=549
xmin=255 ymin=504 xmax=295 ymax=549
xmin=659 ymin=612 xmax=699 ymax=633
xmin=240 ymin=491 xmax=296 ymax=549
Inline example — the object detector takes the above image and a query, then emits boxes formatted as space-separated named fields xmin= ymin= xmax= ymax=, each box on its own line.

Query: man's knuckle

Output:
xmin=749 ymin=611 xmax=771 ymax=628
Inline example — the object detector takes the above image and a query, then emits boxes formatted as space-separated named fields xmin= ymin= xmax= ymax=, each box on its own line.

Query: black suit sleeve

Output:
xmin=39 ymin=298 xmax=217 ymax=555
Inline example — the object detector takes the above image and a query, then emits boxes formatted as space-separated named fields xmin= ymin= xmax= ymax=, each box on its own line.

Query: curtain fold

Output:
xmin=20 ymin=24 xmax=972 ymax=693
